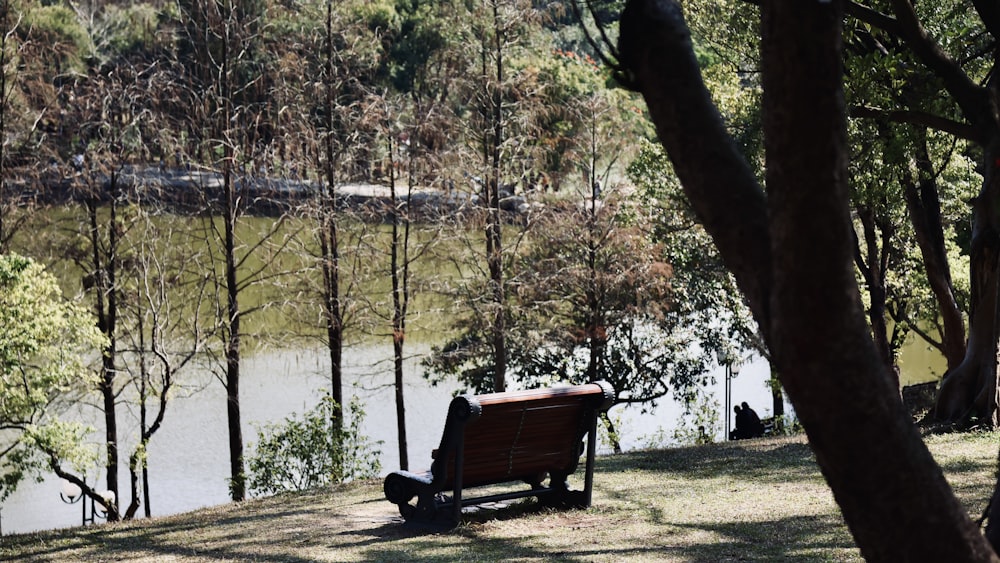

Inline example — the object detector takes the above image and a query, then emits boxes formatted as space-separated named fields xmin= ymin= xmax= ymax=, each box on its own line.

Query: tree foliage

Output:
xmin=0 ymin=253 xmax=105 ymax=501
xmin=510 ymin=195 xmax=675 ymax=404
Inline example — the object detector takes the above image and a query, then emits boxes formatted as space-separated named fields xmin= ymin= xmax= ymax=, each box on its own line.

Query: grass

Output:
xmin=2 ymin=431 xmax=997 ymax=562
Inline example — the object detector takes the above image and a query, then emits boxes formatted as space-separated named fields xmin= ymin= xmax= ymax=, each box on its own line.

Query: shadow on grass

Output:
xmin=355 ymin=505 xmax=861 ymax=562
xmin=938 ymin=456 xmax=995 ymax=478
xmin=1 ymin=504 xmax=339 ymax=563
xmin=666 ymin=514 xmax=861 ymax=562
xmin=358 ymin=505 xmax=599 ymax=562
xmin=937 ymin=456 xmax=995 ymax=518
xmin=600 ymin=437 xmax=820 ymax=484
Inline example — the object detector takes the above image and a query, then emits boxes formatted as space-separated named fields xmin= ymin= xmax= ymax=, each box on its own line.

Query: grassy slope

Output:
xmin=2 ymin=431 xmax=996 ymax=562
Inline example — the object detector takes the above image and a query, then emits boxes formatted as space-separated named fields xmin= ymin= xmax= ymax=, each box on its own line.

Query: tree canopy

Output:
xmin=0 ymin=253 xmax=105 ymax=501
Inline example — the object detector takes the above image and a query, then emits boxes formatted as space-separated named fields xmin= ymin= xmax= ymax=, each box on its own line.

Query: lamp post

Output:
xmin=60 ymin=480 xmax=114 ymax=526
xmin=721 ymin=355 xmax=742 ymax=441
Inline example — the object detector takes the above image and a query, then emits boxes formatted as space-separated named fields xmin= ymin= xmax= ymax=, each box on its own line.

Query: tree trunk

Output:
xmin=390 ymin=136 xmax=409 ymax=471
xmin=320 ymin=203 xmax=343 ymax=431
xmin=100 ymin=354 xmax=118 ymax=518
xmin=854 ymin=205 xmax=897 ymax=380
xmin=125 ymin=452 xmax=141 ymax=520
xmin=224 ymin=214 xmax=244 ymax=500
xmin=0 ymin=0 xmax=9 ymax=254
xmin=769 ymin=371 xmax=784 ymax=428
xmin=967 ymin=144 xmax=1000 ymax=546
xmin=217 ymin=11 xmax=245 ymax=502
xmin=619 ymin=0 xmax=998 ymax=559
xmin=902 ymin=127 xmax=966 ymax=370
xmin=487 ymin=0 xmax=507 ymax=392
xmin=935 ymin=140 xmax=1000 ymax=425
xmin=321 ymin=0 xmax=343 ymax=436
xmin=142 ymin=463 xmax=151 ymax=518
xmin=88 ymin=184 xmax=120 ymax=520
xmin=600 ymin=413 xmax=622 ymax=454
xmin=223 ymin=141 xmax=245 ymax=502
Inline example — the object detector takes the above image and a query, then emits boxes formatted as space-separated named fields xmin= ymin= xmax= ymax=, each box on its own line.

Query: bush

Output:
xmin=247 ymin=393 xmax=382 ymax=497
xmin=97 ymin=4 xmax=161 ymax=57
xmin=22 ymin=5 xmax=94 ymax=74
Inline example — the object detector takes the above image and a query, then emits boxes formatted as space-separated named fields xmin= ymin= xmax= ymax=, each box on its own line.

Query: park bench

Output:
xmin=383 ymin=380 xmax=615 ymax=526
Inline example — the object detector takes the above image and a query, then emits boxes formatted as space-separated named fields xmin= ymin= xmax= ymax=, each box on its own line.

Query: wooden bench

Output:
xmin=383 ymin=381 xmax=615 ymax=526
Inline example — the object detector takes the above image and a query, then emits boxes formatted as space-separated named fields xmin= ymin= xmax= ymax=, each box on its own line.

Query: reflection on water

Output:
xmin=2 ymin=344 xmax=779 ymax=535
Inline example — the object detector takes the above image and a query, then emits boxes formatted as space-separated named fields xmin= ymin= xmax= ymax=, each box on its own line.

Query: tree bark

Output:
xmin=972 ymin=141 xmax=1000 ymax=546
xmin=901 ymin=127 xmax=966 ymax=370
xmin=390 ymin=136 xmax=409 ymax=471
xmin=87 ymin=177 xmax=120 ymax=520
xmin=853 ymin=205 xmax=896 ymax=377
xmin=322 ymin=0 xmax=344 ymax=435
xmin=483 ymin=0 xmax=507 ymax=393
xmin=485 ymin=1 xmax=507 ymax=392
xmin=936 ymin=143 xmax=1000 ymax=424
xmin=842 ymin=0 xmax=1000 ymax=426
xmin=0 ymin=0 xmax=10 ymax=254
xmin=224 ymin=160 xmax=245 ymax=502
xmin=619 ymin=0 xmax=998 ymax=559
xmin=219 ymin=5 xmax=245 ymax=502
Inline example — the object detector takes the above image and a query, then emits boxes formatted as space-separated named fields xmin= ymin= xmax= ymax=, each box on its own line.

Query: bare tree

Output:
xmin=56 ymin=62 xmax=166 ymax=520
xmin=471 ymin=0 xmax=539 ymax=392
xmin=177 ymin=0 xmax=280 ymax=502
xmin=118 ymin=213 xmax=214 ymax=519
xmin=0 ymin=0 xmax=26 ymax=253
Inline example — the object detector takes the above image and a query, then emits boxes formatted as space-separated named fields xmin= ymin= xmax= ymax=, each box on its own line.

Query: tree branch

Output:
xmin=844 ymin=0 xmax=992 ymax=137
xmin=849 ymin=106 xmax=979 ymax=140
xmin=46 ymin=453 xmax=120 ymax=521
xmin=570 ymin=0 xmax=633 ymax=87
xmin=844 ymin=1 xmax=902 ymax=35
xmin=886 ymin=0 xmax=991 ymax=136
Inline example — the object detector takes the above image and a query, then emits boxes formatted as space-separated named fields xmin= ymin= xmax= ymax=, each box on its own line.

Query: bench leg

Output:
xmin=583 ymin=411 xmax=598 ymax=507
xmin=452 ymin=430 xmax=465 ymax=524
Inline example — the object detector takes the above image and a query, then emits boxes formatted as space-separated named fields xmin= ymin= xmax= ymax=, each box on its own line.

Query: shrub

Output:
xmin=247 ymin=393 xmax=382 ymax=497
xmin=22 ymin=5 xmax=94 ymax=74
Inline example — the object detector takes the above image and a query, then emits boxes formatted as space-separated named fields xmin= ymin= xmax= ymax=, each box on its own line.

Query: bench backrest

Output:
xmin=430 ymin=382 xmax=615 ymax=489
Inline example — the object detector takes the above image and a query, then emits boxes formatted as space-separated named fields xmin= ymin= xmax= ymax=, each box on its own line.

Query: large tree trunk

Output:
xmin=619 ymin=0 xmax=998 ymax=559
xmin=936 ymin=140 xmax=1000 ymax=425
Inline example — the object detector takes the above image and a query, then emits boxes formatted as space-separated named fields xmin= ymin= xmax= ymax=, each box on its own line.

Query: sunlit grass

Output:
xmin=4 ymin=431 xmax=998 ymax=562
